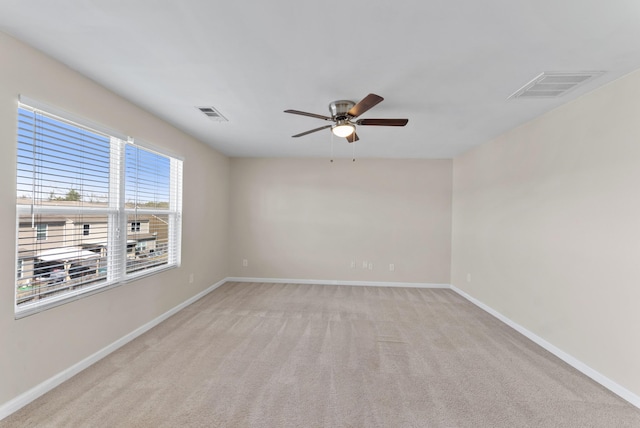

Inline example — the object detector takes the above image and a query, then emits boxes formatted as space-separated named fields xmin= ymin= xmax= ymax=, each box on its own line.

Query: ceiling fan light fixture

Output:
xmin=332 ymin=122 xmax=355 ymax=138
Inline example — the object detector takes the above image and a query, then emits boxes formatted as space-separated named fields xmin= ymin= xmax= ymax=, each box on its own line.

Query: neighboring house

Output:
xmin=16 ymin=214 xmax=162 ymax=303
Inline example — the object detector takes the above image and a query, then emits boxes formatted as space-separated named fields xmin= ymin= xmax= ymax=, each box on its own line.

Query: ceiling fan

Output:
xmin=284 ymin=93 xmax=408 ymax=142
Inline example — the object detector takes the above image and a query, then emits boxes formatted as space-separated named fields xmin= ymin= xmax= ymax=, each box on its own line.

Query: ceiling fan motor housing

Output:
xmin=329 ymin=100 xmax=355 ymax=120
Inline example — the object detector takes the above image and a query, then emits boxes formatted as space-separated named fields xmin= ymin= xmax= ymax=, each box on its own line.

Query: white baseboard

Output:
xmin=0 ymin=278 xmax=227 ymax=421
xmin=226 ymin=276 xmax=450 ymax=289
xmin=450 ymin=285 xmax=640 ymax=410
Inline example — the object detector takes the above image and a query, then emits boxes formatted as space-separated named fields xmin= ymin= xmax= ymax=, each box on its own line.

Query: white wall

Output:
xmin=451 ymin=70 xmax=640 ymax=399
xmin=229 ymin=158 xmax=452 ymax=284
xmin=0 ymin=32 xmax=230 ymax=406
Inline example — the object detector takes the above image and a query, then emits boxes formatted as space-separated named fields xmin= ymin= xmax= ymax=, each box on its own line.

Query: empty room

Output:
xmin=1 ymin=1 xmax=640 ymax=426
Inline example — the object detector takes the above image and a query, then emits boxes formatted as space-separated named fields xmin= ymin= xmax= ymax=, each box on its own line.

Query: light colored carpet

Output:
xmin=2 ymin=282 xmax=639 ymax=427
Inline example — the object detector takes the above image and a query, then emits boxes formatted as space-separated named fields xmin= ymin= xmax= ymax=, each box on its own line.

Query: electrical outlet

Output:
xmin=389 ymin=263 xmax=395 ymax=272
xmin=189 ymin=273 xmax=194 ymax=284
xmin=243 ymin=259 xmax=248 ymax=267
xmin=466 ymin=273 xmax=471 ymax=283
xmin=350 ymin=260 xmax=356 ymax=269
xmin=362 ymin=260 xmax=368 ymax=269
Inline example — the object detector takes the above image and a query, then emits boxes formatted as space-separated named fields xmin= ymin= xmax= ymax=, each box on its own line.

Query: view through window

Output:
xmin=15 ymin=104 xmax=182 ymax=315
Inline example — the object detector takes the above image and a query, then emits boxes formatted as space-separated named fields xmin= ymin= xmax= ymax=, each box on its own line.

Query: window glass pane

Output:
xmin=36 ymin=224 xmax=47 ymax=240
xmin=125 ymin=144 xmax=176 ymax=276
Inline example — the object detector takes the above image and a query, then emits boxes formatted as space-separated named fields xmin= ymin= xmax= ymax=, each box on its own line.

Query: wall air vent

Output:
xmin=508 ymin=71 xmax=605 ymax=99
xmin=196 ymin=106 xmax=228 ymax=122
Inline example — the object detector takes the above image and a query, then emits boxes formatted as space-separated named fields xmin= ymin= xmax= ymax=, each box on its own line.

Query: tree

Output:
xmin=49 ymin=188 xmax=82 ymax=201
xmin=65 ymin=189 xmax=81 ymax=201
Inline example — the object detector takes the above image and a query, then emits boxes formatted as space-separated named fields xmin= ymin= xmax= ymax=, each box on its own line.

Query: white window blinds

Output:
xmin=15 ymin=103 xmax=183 ymax=317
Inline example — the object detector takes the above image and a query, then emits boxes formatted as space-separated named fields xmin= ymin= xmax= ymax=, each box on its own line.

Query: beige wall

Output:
xmin=451 ymin=70 xmax=640 ymax=397
xmin=0 ymin=33 xmax=229 ymax=405
xmin=229 ymin=158 xmax=452 ymax=284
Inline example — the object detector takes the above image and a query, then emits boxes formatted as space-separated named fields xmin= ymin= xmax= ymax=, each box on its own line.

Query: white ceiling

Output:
xmin=2 ymin=0 xmax=640 ymax=159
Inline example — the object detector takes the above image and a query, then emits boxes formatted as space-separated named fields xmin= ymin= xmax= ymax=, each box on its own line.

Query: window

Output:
xmin=15 ymin=101 xmax=183 ymax=316
xmin=36 ymin=223 xmax=47 ymax=240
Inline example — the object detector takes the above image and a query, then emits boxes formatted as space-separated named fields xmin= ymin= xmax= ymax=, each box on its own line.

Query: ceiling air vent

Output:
xmin=197 ymin=106 xmax=228 ymax=122
xmin=508 ymin=71 xmax=604 ymax=99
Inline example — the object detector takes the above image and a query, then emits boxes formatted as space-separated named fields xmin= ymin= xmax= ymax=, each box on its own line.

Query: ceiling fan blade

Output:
xmin=292 ymin=124 xmax=332 ymax=138
xmin=346 ymin=132 xmax=359 ymax=143
xmin=356 ymin=118 xmax=408 ymax=126
xmin=284 ymin=109 xmax=332 ymax=121
xmin=347 ymin=93 xmax=384 ymax=118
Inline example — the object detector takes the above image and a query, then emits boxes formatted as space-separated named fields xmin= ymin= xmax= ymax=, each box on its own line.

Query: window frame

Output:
xmin=15 ymin=99 xmax=183 ymax=318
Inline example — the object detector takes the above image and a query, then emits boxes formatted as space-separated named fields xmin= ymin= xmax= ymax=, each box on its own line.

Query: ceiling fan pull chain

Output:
xmin=352 ymin=139 xmax=356 ymax=162
xmin=330 ymin=131 xmax=334 ymax=163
